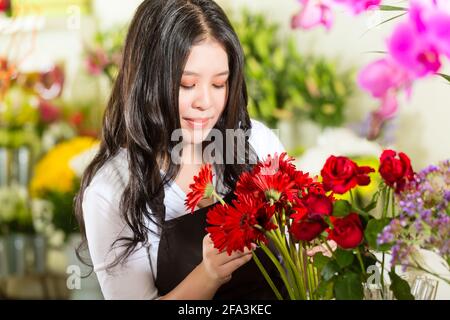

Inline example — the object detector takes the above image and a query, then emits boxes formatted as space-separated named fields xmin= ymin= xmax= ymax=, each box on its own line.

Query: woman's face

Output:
xmin=178 ymin=38 xmax=229 ymax=145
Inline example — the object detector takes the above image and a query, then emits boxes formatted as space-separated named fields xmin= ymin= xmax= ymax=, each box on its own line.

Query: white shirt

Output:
xmin=82 ymin=119 xmax=286 ymax=299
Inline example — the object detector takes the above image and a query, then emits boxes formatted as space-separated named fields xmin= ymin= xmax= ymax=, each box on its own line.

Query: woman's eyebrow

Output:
xmin=183 ymin=70 xmax=229 ymax=76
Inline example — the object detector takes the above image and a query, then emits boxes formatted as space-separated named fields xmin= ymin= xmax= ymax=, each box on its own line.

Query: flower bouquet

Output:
xmin=185 ymin=150 xmax=449 ymax=300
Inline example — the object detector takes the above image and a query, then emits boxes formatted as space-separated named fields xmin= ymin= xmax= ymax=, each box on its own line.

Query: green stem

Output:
xmin=382 ymin=187 xmax=390 ymax=219
xmin=356 ymin=247 xmax=366 ymax=276
xmin=291 ymin=238 xmax=307 ymax=298
xmin=381 ymin=253 xmax=385 ymax=299
xmin=266 ymin=230 xmax=305 ymax=299
xmin=391 ymin=189 xmax=396 ymax=218
xmin=313 ymin=264 xmax=319 ymax=297
xmin=350 ymin=189 xmax=357 ymax=209
xmin=212 ymin=190 xmax=226 ymax=205
xmin=259 ymin=243 xmax=295 ymax=299
xmin=252 ymin=250 xmax=283 ymax=300
xmin=305 ymin=244 xmax=316 ymax=300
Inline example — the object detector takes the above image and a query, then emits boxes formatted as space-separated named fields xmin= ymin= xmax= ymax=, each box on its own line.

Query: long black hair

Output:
xmin=74 ymin=0 xmax=258 ymax=270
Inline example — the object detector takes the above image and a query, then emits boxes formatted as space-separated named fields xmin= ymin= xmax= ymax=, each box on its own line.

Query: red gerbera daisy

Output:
xmin=251 ymin=171 xmax=297 ymax=204
xmin=185 ymin=163 xmax=214 ymax=213
xmin=206 ymin=195 xmax=273 ymax=255
xmin=235 ymin=171 xmax=259 ymax=198
xmin=257 ymin=152 xmax=297 ymax=176
xmin=205 ymin=204 xmax=228 ymax=253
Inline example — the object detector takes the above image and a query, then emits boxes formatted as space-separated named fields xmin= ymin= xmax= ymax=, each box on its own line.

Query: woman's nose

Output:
xmin=192 ymin=85 xmax=212 ymax=110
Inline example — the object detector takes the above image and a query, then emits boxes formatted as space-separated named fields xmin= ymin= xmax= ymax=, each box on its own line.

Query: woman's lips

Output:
xmin=183 ymin=117 xmax=211 ymax=129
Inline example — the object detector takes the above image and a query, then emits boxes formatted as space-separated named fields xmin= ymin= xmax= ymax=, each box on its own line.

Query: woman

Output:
xmin=75 ymin=0 xmax=286 ymax=299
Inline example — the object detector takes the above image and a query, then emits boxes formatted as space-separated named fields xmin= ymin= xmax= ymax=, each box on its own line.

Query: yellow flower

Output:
xmin=30 ymin=137 xmax=99 ymax=196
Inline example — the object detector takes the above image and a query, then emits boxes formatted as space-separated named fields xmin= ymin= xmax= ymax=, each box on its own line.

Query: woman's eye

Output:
xmin=213 ymin=84 xmax=226 ymax=89
xmin=181 ymin=84 xmax=195 ymax=89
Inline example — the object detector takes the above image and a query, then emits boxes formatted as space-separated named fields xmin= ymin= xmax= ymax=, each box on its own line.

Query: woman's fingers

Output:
xmin=306 ymin=240 xmax=338 ymax=257
xmin=216 ymin=246 xmax=253 ymax=265
xmin=219 ymin=252 xmax=253 ymax=276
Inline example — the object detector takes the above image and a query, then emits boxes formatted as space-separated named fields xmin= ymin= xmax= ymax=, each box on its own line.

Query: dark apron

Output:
xmin=155 ymin=191 xmax=285 ymax=300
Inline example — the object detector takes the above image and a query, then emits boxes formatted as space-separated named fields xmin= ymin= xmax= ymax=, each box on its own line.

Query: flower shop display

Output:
xmin=84 ymin=25 xmax=127 ymax=84
xmin=232 ymin=9 xmax=354 ymax=130
xmin=291 ymin=0 xmax=450 ymax=139
xmin=30 ymin=136 xmax=99 ymax=245
xmin=185 ymin=150 xmax=449 ymax=300
xmin=0 ymin=0 xmax=11 ymax=16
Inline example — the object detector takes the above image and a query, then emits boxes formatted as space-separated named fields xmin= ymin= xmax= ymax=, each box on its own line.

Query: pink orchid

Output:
xmin=332 ymin=0 xmax=381 ymax=14
xmin=358 ymin=58 xmax=412 ymax=126
xmin=388 ymin=21 xmax=442 ymax=78
xmin=291 ymin=0 xmax=334 ymax=30
xmin=409 ymin=0 xmax=450 ymax=59
xmin=358 ymin=58 xmax=410 ymax=98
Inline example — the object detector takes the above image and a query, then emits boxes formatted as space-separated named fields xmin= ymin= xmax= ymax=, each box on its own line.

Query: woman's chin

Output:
xmin=181 ymin=127 xmax=212 ymax=144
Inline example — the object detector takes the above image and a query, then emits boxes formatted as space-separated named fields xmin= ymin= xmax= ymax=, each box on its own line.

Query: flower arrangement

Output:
xmin=232 ymin=9 xmax=354 ymax=129
xmin=0 ymin=184 xmax=33 ymax=235
xmin=378 ymin=160 xmax=450 ymax=277
xmin=185 ymin=150 xmax=449 ymax=299
xmin=30 ymin=137 xmax=98 ymax=242
xmin=84 ymin=26 xmax=127 ymax=84
xmin=0 ymin=56 xmax=88 ymax=154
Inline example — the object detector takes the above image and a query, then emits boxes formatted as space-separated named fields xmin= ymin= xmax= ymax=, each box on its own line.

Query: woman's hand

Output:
xmin=200 ymin=234 xmax=254 ymax=287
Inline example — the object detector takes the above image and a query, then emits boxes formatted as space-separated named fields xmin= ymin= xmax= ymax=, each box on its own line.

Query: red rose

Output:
xmin=321 ymin=156 xmax=375 ymax=194
xmin=379 ymin=149 xmax=414 ymax=193
xmin=328 ymin=213 xmax=363 ymax=249
xmin=304 ymin=193 xmax=333 ymax=218
xmin=290 ymin=218 xmax=327 ymax=242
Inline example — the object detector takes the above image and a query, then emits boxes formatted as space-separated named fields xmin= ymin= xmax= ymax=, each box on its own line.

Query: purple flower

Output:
xmin=387 ymin=160 xmax=450 ymax=269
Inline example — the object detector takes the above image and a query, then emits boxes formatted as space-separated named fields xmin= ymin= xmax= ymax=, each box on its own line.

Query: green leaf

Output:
xmin=321 ymin=260 xmax=340 ymax=281
xmin=437 ymin=73 xmax=450 ymax=83
xmin=363 ymin=50 xmax=388 ymax=55
xmin=379 ymin=5 xmax=407 ymax=11
xmin=364 ymin=218 xmax=392 ymax=251
xmin=333 ymin=200 xmax=352 ymax=217
xmin=272 ymin=47 xmax=285 ymax=72
xmin=335 ymin=248 xmax=354 ymax=269
xmin=363 ymin=189 xmax=381 ymax=212
xmin=363 ymin=201 xmax=378 ymax=213
xmin=316 ymin=279 xmax=334 ymax=300
xmin=334 ymin=272 xmax=364 ymax=300
xmin=389 ymin=270 xmax=415 ymax=300
xmin=360 ymin=13 xmax=407 ymax=39
xmin=313 ymin=252 xmax=331 ymax=271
